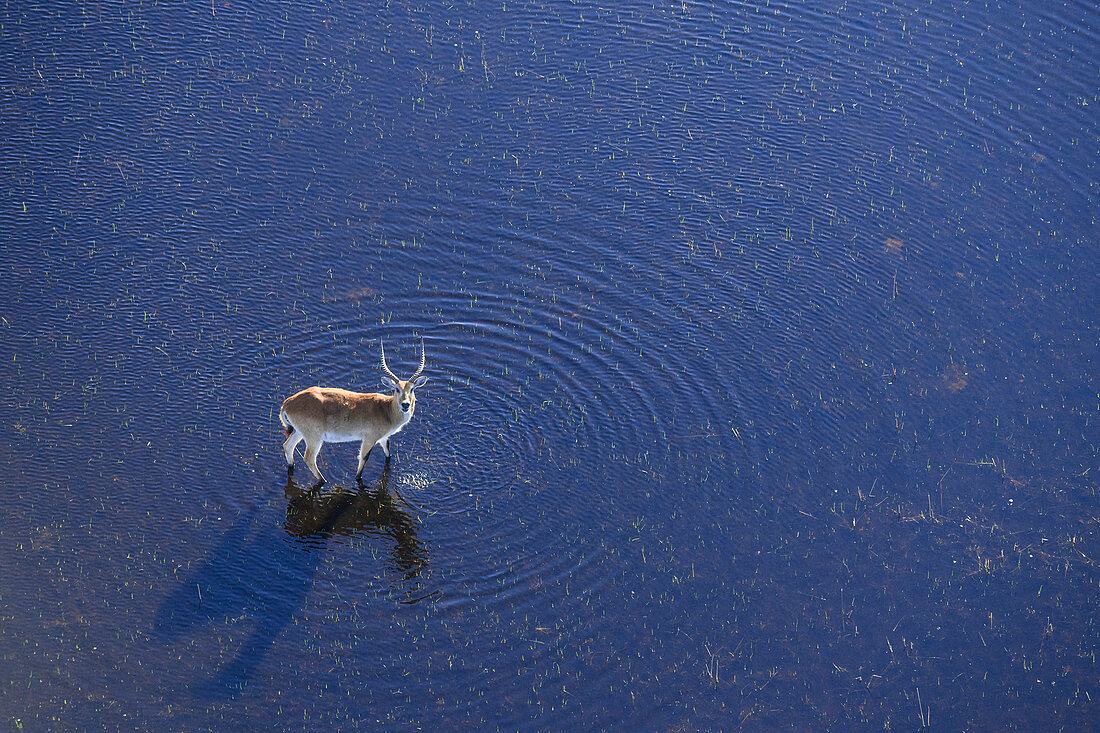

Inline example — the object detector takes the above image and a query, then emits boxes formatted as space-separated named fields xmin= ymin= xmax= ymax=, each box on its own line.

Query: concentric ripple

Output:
xmin=384 ymin=287 xmax=674 ymax=491
xmin=284 ymin=281 xmax=745 ymax=630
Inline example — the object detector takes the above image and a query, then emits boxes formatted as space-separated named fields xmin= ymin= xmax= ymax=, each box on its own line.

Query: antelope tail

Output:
xmin=279 ymin=409 xmax=295 ymax=437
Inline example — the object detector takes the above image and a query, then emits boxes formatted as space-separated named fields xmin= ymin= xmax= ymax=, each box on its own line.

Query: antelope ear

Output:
xmin=413 ymin=375 xmax=429 ymax=388
xmin=381 ymin=376 xmax=400 ymax=391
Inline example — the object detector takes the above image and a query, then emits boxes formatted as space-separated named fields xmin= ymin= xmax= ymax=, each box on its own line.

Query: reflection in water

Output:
xmin=152 ymin=468 xmax=430 ymax=698
xmin=284 ymin=465 xmax=429 ymax=583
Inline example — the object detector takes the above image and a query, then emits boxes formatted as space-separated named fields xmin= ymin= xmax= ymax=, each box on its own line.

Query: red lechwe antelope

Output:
xmin=279 ymin=340 xmax=428 ymax=484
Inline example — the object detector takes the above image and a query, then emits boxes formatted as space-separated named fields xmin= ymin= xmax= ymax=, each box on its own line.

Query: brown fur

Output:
xmin=282 ymin=387 xmax=398 ymax=428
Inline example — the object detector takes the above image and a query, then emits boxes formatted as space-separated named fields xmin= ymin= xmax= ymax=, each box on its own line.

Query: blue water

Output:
xmin=1 ymin=0 xmax=1096 ymax=728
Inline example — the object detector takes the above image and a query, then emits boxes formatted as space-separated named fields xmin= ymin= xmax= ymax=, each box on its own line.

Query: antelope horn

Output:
xmin=409 ymin=338 xmax=426 ymax=381
xmin=380 ymin=340 xmax=400 ymax=383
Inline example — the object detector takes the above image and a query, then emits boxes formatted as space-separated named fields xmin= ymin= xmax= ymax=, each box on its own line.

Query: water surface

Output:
xmin=1 ymin=0 xmax=1096 ymax=729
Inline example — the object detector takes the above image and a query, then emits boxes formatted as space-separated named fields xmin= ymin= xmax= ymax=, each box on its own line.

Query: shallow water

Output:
xmin=1 ymin=0 xmax=1096 ymax=729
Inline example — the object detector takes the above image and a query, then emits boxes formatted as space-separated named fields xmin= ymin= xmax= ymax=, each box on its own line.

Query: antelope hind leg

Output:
xmin=283 ymin=431 xmax=304 ymax=467
xmin=303 ymin=440 xmax=326 ymax=484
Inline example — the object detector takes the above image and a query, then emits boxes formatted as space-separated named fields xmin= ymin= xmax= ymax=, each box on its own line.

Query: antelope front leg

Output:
xmin=356 ymin=439 xmax=374 ymax=484
xmin=381 ymin=437 xmax=394 ymax=463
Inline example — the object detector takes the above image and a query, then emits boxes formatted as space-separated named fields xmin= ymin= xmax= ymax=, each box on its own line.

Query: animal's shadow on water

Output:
xmin=153 ymin=465 xmax=430 ymax=700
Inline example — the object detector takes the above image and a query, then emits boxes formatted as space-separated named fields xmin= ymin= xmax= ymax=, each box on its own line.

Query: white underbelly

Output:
xmin=322 ymin=432 xmax=366 ymax=443
xmin=320 ymin=411 xmax=411 ymax=445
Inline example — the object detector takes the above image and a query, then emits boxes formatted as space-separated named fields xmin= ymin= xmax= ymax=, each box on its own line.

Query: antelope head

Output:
xmin=380 ymin=339 xmax=428 ymax=415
